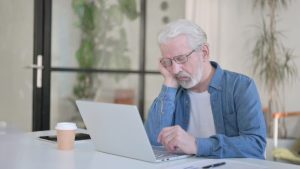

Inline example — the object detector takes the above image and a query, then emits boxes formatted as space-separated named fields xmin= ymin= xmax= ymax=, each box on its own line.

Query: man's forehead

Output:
xmin=160 ymin=36 xmax=191 ymax=50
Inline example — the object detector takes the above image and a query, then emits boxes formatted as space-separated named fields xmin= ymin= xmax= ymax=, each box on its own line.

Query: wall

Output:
xmin=0 ymin=0 xmax=33 ymax=131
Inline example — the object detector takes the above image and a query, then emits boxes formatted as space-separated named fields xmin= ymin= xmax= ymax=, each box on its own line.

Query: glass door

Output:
xmin=33 ymin=0 xmax=143 ymax=130
xmin=50 ymin=0 xmax=143 ymax=129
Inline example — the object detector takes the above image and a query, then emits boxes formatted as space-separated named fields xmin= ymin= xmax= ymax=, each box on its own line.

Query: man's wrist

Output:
xmin=164 ymin=79 xmax=178 ymax=88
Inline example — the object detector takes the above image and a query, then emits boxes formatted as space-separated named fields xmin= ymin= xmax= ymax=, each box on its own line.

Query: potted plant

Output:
xmin=251 ymin=0 xmax=298 ymax=137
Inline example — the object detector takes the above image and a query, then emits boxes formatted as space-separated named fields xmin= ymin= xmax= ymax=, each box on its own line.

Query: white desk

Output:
xmin=0 ymin=130 xmax=299 ymax=169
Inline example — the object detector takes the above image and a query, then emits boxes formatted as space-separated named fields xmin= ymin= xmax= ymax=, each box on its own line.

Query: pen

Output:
xmin=202 ymin=162 xmax=226 ymax=169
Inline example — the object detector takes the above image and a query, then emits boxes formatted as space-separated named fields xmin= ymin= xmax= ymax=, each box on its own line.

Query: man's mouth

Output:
xmin=176 ymin=71 xmax=191 ymax=82
xmin=177 ymin=76 xmax=190 ymax=81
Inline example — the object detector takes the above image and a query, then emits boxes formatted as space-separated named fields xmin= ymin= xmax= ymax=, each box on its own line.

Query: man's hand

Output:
xmin=159 ymin=63 xmax=178 ymax=88
xmin=157 ymin=125 xmax=197 ymax=155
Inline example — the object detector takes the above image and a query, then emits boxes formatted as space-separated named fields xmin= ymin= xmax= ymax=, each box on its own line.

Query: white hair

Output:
xmin=158 ymin=19 xmax=207 ymax=49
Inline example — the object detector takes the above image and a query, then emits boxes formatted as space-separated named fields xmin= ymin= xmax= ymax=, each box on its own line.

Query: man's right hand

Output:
xmin=159 ymin=63 xmax=178 ymax=88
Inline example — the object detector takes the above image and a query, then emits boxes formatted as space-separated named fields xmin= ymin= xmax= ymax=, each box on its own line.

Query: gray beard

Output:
xmin=178 ymin=70 xmax=203 ymax=89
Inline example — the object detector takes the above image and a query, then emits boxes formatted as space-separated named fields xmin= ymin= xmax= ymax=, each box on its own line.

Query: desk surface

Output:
xmin=0 ymin=130 xmax=299 ymax=169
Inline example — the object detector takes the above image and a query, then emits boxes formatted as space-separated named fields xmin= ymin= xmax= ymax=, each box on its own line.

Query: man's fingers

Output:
xmin=158 ymin=125 xmax=197 ymax=155
xmin=165 ymin=132 xmax=181 ymax=152
xmin=157 ymin=126 xmax=175 ymax=143
xmin=159 ymin=130 xmax=174 ymax=147
xmin=158 ymin=126 xmax=183 ymax=151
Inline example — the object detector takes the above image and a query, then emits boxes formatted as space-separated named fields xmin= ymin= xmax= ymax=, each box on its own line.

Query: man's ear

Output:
xmin=201 ymin=44 xmax=210 ymax=61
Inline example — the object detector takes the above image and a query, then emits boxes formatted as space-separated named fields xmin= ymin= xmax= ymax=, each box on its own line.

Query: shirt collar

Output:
xmin=209 ymin=61 xmax=223 ymax=91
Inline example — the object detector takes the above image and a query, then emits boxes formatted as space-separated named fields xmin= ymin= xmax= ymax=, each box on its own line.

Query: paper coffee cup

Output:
xmin=55 ymin=122 xmax=77 ymax=150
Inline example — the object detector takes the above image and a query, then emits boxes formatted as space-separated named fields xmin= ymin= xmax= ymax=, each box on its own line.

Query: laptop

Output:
xmin=76 ymin=100 xmax=191 ymax=162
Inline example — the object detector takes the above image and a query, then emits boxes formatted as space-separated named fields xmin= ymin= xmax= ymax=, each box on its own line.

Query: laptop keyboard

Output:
xmin=152 ymin=146 xmax=183 ymax=159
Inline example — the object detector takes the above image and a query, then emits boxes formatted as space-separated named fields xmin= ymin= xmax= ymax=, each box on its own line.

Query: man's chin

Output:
xmin=179 ymin=82 xmax=194 ymax=89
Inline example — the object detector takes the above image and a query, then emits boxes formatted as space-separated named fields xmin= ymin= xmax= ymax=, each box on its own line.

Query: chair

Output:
xmin=272 ymin=111 xmax=300 ymax=164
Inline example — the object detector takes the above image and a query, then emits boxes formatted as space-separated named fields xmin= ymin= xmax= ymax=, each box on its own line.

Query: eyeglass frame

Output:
xmin=160 ymin=45 xmax=203 ymax=67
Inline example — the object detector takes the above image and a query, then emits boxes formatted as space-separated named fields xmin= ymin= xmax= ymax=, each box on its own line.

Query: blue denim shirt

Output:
xmin=145 ymin=61 xmax=266 ymax=159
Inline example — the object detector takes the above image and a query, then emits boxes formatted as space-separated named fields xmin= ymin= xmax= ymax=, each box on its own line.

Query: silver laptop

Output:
xmin=76 ymin=100 xmax=191 ymax=162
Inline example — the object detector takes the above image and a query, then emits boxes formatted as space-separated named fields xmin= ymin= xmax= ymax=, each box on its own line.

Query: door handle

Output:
xmin=26 ymin=55 xmax=43 ymax=88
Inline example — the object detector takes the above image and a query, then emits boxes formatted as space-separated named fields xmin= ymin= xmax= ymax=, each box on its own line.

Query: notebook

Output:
xmin=76 ymin=100 xmax=191 ymax=162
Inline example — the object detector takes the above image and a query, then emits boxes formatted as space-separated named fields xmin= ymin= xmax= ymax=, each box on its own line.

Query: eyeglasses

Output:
xmin=160 ymin=46 xmax=200 ymax=67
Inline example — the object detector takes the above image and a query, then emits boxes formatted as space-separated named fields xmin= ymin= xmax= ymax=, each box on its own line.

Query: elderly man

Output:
xmin=145 ymin=19 xmax=266 ymax=159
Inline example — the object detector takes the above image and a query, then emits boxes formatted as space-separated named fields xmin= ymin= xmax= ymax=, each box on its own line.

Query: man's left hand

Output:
xmin=157 ymin=125 xmax=197 ymax=155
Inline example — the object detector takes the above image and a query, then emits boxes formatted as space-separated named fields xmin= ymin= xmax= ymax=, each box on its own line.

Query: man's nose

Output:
xmin=171 ymin=62 xmax=182 ymax=74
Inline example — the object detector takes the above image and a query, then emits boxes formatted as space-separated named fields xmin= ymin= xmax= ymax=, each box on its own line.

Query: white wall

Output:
xmin=0 ymin=0 xmax=33 ymax=131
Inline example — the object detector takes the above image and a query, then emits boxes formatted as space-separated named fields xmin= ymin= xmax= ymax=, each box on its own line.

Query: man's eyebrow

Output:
xmin=173 ymin=51 xmax=190 ymax=57
xmin=173 ymin=54 xmax=185 ymax=57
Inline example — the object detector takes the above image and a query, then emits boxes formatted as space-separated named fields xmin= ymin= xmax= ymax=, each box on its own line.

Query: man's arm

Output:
xmin=196 ymin=78 xmax=267 ymax=159
xmin=145 ymin=85 xmax=177 ymax=145
xmin=145 ymin=62 xmax=179 ymax=145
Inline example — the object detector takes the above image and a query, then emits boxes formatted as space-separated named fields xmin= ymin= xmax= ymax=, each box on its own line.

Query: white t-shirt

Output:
xmin=187 ymin=90 xmax=216 ymax=138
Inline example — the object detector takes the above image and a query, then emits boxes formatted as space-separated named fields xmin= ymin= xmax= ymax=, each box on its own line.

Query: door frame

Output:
xmin=32 ymin=0 xmax=52 ymax=131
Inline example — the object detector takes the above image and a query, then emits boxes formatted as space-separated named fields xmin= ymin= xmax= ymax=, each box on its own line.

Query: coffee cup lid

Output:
xmin=55 ymin=122 xmax=77 ymax=130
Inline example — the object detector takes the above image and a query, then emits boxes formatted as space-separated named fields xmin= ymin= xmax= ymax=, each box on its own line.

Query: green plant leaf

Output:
xmin=72 ymin=0 xmax=85 ymax=18
xmin=107 ymin=4 xmax=123 ymax=25
xmin=76 ymin=38 xmax=95 ymax=68
xmin=118 ymin=0 xmax=139 ymax=20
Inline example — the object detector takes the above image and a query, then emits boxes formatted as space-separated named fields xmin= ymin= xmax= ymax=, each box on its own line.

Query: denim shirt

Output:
xmin=145 ymin=61 xmax=266 ymax=159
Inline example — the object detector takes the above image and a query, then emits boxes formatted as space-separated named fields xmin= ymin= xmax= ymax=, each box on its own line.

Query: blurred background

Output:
xmin=0 ymin=0 xmax=299 ymax=163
